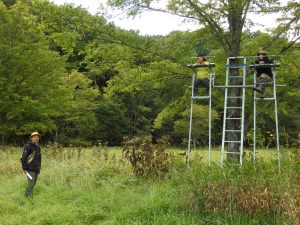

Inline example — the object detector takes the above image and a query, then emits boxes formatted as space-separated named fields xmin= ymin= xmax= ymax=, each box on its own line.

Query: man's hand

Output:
xmin=258 ymin=60 xmax=265 ymax=64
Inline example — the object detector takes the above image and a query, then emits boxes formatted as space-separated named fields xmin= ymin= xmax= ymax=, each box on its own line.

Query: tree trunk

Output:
xmin=0 ymin=112 xmax=3 ymax=146
xmin=193 ymin=135 xmax=196 ymax=149
xmin=228 ymin=65 xmax=242 ymax=161
xmin=226 ymin=1 xmax=244 ymax=161
xmin=54 ymin=126 xmax=58 ymax=142
xmin=1 ymin=135 xmax=5 ymax=146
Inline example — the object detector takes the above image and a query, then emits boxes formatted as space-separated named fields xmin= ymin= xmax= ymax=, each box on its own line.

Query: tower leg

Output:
xmin=187 ymin=74 xmax=195 ymax=166
xmin=208 ymin=75 xmax=212 ymax=167
xmin=273 ymin=69 xmax=280 ymax=173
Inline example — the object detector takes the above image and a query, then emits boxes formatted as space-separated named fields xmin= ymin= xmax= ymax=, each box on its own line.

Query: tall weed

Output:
xmin=123 ymin=136 xmax=171 ymax=179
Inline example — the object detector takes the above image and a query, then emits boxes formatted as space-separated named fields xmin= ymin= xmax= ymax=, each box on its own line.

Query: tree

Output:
xmin=56 ymin=70 xmax=100 ymax=146
xmin=29 ymin=0 xmax=110 ymax=72
xmin=0 ymin=2 xmax=69 ymax=144
xmin=106 ymin=0 xmax=300 ymax=157
xmin=93 ymin=99 xmax=128 ymax=146
xmin=1 ymin=0 xmax=16 ymax=7
xmin=174 ymin=105 xmax=219 ymax=147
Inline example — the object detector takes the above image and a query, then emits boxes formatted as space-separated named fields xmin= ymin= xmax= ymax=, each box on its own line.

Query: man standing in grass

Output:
xmin=21 ymin=132 xmax=42 ymax=198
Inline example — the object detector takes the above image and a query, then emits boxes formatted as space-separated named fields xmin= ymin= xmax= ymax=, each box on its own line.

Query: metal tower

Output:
xmin=250 ymin=61 xmax=281 ymax=171
xmin=187 ymin=63 xmax=215 ymax=166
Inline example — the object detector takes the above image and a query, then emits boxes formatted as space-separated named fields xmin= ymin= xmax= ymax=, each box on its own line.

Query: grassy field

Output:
xmin=0 ymin=146 xmax=299 ymax=225
xmin=178 ymin=147 xmax=278 ymax=164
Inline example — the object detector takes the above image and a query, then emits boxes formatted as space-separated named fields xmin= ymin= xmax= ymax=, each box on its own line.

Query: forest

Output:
xmin=1 ymin=1 xmax=300 ymax=224
xmin=0 ymin=0 xmax=299 ymax=147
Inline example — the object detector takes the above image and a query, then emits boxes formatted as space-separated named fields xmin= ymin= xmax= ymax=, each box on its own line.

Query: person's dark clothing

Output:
xmin=194 ymin=78 xmax=209 ymax=89
xmin=25 ymin=171 xmax=38 ymax=197
xmin=194 ymin=78 xmax=210 ymax=95
xmin=21 ymin=142 xmax=41 ymax=173
xmin=254 ymin=57 xmax=273 ymax=78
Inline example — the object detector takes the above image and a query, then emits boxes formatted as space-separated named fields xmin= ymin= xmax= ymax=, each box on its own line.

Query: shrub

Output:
xmin=122 ymin=136 xmax=171 ymax=179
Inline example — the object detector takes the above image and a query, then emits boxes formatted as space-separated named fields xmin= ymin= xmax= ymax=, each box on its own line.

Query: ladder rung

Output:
xmin=225 ymin=85 xmax=247 ymax=87
xmin=227 ymin=96 xmax=242 ymax=99
xmin=254 ymin=98 xmax=275 ymax=101
xmin=224 ymin=141 xmax=241 ymax=143
xmin=224 ymin=151 xmax=241 ymax=154
xmin=228 ymin=76 xmax=244 ymax=78
xmin=226 ymin=107 xmax=242 ymax=109
xmin=225 ymin=130 xmax=241 ymax=132
xmin=227 ymin=64 xmax=246 ymax=68
xmin=228 ymin=56 xmax=245 ymax=59
xmin=249 ymin=63 xmax=280 ymax=68
xmin=254 ymin=82 xmax=274 ymax=88
xmin=193 ymin=96 xmax=210 ymax=99
xmin=226 ymin=118 xmax=241 ymax=120
xmin=214 ymin=85 xmax=253 ymax=88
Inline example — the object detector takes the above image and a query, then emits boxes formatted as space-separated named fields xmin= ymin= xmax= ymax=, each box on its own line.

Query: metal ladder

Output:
xmin=252 ymin=61 xmax=281 ymax=172
xmin=221 ymin=56 xmax=247 ymax=167
xmin=187 ymin=63 xmax=215 ymax=167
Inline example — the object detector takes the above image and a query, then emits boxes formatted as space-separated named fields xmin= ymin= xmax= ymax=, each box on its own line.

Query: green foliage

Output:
xmin=246 ymin=128 xmax=265 ymax=147
xmin=123 ymin=136 xmax=171 ymax=179
xmin=56 ymin=70 xmax=99 ymax=145
xmin=174 ymin=105 xmax=220 ymax=146
xmin=107 ymin=0 xmax=298 ymax=55
xmin=1 ymin=0 xmax=16 ymax=7
xmin=104 ymin=0 xmax=300 ymax=148
xmin=153 ymin=101 xmax=182 ymax=130
xmin=93 ymin=99 xmax=128 ymax=146
xmin=0 ymin=0 xmax=299 ymax=148
xmin=29 ymin=0 xmax=108 ymax=70
xmin=1 ymin=147 xmax=300 ymax=224
xmin=0 ymin=2 xmax=69 ymax=139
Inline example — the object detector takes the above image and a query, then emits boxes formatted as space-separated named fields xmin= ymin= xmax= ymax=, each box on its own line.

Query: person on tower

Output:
xmin=193 ymin=54 xmax=212 ymax=96
xmin=252 ymin=50 xmax=274 ymax=95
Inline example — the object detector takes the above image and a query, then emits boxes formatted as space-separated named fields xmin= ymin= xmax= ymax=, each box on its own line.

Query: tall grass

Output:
xmin=0 ymin=146 xmax=299 ymax=225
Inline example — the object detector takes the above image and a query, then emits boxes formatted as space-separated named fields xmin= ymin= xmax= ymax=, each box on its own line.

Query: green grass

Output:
xmin=176 ymin=147 xmax=279 ymax=164
xmin=0 ymin=146 xmax=299 ymax=225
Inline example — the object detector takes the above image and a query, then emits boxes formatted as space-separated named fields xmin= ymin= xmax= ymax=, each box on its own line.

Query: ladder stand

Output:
xmin=220 ymin=56 xmax=247 ymax=167
xmin=187 ymin=63 xmax=215 ymax=166
xmin=186 ymin=55 xmax=282 ymax=170
xmin=251 ymin=62 xmax=281 ymax=172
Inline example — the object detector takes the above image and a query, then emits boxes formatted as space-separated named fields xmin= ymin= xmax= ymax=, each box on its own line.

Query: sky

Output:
xmin=50 ymin=0 xmax=284 ymax=36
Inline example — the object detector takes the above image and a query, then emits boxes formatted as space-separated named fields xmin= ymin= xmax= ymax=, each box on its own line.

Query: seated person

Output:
xmin=193 ymin=54 xmax=212 ymax=95
xmin=253 ymin=50 xmax=273 ymax=94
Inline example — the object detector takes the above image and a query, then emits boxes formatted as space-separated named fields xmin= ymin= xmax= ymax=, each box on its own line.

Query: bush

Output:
xmin=122 ymin=136 xmax=171 ymax=179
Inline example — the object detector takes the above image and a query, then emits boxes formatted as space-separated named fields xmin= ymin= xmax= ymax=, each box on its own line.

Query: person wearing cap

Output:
xmin=193 ymin=54 xmax=212 ymax=96
xmin=253 ymin=50 xmax=274 ymax=95
xmin=21 ymin=131 xmax=42 ymax=197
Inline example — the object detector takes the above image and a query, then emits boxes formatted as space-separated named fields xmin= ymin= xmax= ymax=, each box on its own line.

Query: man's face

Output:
xmin=31 ymin=135 xmax=39 ymax=144
xmin=197 ymin=57 xmax=204 ymax=63
xmin=259 ymin=53 xmax=266 ymax=60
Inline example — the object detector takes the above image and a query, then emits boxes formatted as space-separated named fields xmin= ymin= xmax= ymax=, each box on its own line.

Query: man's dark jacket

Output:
xmin=255 ymin=57 xmax=273 ymax=78
xmin=21 ymin=142 xmax=41 ymax=173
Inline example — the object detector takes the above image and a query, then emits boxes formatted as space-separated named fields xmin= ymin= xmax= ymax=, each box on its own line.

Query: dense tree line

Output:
xmin=0 ymin=0 xmax=299 ymax=147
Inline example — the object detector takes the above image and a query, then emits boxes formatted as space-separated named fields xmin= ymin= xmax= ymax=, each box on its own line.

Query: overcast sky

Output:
xmin=50 ymin=0 xmax=284 ymax=36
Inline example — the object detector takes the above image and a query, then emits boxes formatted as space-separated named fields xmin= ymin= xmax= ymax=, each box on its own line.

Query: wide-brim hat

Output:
xmin=257 ymin=50 xmax=267 ymax=55
xmin=30 ymin=131 xmax=41 ymax=138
